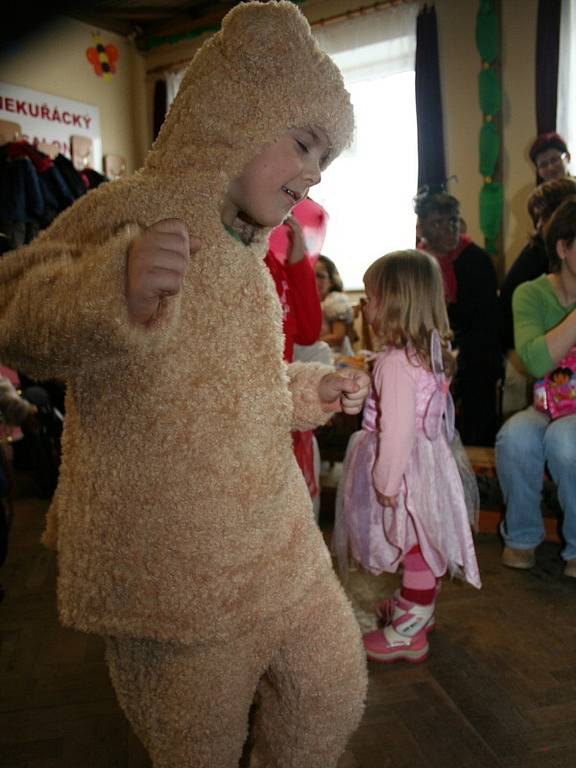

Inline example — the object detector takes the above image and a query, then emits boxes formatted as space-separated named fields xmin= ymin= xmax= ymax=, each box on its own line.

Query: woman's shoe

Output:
xmin=501 ymin=546 xmax=535 ymax=570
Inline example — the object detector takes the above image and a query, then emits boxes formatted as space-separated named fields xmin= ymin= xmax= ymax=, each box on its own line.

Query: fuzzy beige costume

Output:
xmin=0 ymin=3 xmax=367 ymax=766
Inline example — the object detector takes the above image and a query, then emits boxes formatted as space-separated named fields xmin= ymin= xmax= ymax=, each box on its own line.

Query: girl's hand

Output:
xmin=285 ymin=216 xmax=306 ymax=264
xmin=318 ymin=369 xmax=370 ymax=414
xmin=376 ymin=491 xmax=397 ymax=509
xmin=127 ymin=219 xmax=201 ymax=325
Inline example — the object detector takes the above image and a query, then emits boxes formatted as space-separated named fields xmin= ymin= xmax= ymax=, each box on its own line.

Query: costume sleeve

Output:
xmin=0 ymin=208 xmax=180 ymax=381
xmin=284 ymin=257 xmax=322 ymax=346
xmin=287 ymin=360 xmax=335 ymax=431
xmin=513 ymin=280 xmax=554 ymax=377
xmin=371 ymin=352 xmax=418 ymax=498
xmin=0 ymin=375 xmax=35 ymax=426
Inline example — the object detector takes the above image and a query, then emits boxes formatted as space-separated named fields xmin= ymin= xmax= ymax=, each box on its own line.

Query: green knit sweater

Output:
xmin=513 ymin=274 xmax=576 ymax=378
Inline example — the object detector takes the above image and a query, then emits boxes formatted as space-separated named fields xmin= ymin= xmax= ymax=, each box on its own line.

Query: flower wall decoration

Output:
xmin=86 ymin=34 xmax=119 ymax=79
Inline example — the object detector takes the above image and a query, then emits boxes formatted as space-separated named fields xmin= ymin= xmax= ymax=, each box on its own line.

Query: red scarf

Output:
xmin=418 ymin=234 xmax=471 ymax=304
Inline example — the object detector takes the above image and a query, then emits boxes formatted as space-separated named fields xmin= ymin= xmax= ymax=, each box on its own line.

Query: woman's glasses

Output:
xmin=426 ymin=215 xmax=460 ymax=232
xmin=536 ymin=152 xmax=568 ymax=171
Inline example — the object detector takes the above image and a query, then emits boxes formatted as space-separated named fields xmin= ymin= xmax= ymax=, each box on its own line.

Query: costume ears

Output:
xmin=221 ymin=0 xmax=310 ymax=74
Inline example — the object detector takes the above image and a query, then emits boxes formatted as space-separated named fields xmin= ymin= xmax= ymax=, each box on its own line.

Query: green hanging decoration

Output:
xmin=480 ymin=182 xmax=503 ymax=243
xmin=476 ymin=0 xmax=502 ymax=258
xmin=475 ymin=0 xmax=499 ymax=64
xmin=478 ymin=68 xmax=501 ymax=115
xmin=479 ymin=121 xmax=500 ymax=177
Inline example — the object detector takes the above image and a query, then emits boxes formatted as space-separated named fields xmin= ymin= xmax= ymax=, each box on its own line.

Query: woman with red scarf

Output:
xmin=415 ymin=190 xmax=502 ymax=446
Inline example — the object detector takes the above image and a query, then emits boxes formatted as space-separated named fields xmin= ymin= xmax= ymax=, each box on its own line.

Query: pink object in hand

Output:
xmin=533 ymin=345 xmax=576 ymax=420
xmin=267 ymin=197 xmax=328 ymax=263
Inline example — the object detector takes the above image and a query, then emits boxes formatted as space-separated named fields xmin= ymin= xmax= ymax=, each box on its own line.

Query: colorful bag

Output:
xmin=533 ymin=347 xmax=576 ymax=419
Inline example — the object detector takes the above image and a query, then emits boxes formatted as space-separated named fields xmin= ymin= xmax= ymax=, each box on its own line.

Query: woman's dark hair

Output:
xmin=529 ymin=132 xmax=569 ymax=165
xmin=316 ymin=254 xmax=344 ymax=292
xmin=527 ymin=178 xmax=576 ymax=228
xmin=543 ymin=196 xmax=576 ymax=273
xmin=413 ymin=190 xmax=460 ymax=220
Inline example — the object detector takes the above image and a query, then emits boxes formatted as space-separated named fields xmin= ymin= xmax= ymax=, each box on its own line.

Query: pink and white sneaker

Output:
xmin=375 ymin=590 xmax=437 ymax=633
xmin=363 ymin=626 xmax=429 ymax=664
xmin=364 ymin=598 xmax=434 ymax=663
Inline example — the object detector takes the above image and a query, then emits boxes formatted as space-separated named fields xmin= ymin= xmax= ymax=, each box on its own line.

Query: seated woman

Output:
xmin=496 ymin=196 xmax=576 ymax=577
xmin=315 ymin=255 xmax=355 ymax=357
xmin=499 ymin=179 xmax=576 ymax=414
xmin=500 ymin=179 xmax=576 ymax=354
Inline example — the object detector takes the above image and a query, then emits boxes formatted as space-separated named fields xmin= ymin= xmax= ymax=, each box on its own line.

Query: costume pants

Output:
xmin=496 ymin=407 xmax=576 ymax=560
xmin=105 ymin=568 xmax=367 ymax=768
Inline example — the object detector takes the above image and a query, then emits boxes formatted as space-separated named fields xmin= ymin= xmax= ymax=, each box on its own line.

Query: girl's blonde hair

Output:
xmin=363 ymin=249 xmax=456 ymax=376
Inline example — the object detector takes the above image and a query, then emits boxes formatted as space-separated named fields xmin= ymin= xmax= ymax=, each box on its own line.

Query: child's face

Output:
xmin=222 ymin=128 xmax=330 ymax=229
xmin=551 ymin=371 xmax=570 ymax=385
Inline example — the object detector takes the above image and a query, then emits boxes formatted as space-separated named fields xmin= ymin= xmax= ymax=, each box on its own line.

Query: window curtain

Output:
xmin=152 ymin=79 xmax=167 ymax=140
xmin=311 ymin=2 xmax=418 ymax=289
xmin=557 ymin=0 xmax=576 ymax=155
xmin=166 ymin=69 xmax=186 ymax=108
xmin=535 ymin=0 xmax=561 ymax=134
xmin=153 ymin=68 xmax=188 ymax=139
xmin=414 ymin=4 xmax=445 ymax=192
xmin=313 ymin=3 xmax=418 ymax=82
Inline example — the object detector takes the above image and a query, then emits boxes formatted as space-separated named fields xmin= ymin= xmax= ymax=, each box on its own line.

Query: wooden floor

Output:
xmin=2 ymin=476 xmax=576 ymax=768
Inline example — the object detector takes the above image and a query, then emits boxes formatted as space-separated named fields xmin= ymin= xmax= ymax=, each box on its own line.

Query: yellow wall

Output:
xmin=2 ymin=2 xmax=539 ymax=271
xmin=501 ymin=0 xmax=539 ymax=266
xmin=0 ymin=17 xmax=146 ymax=174
xmin=436 ymin=0 xmax=538 ymax=272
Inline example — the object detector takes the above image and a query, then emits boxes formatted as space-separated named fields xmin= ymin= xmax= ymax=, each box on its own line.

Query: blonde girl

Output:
xmin=333 ymin=249 xmax=480 ymax=664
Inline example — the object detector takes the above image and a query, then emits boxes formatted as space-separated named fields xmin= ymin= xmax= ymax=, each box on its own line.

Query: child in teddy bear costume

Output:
xmin=0 ymin=2 xmax=369 ymax=766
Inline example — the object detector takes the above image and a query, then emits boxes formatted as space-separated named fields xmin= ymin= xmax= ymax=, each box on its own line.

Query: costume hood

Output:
xmin=144 ymin=0 xmax=354 ymax=190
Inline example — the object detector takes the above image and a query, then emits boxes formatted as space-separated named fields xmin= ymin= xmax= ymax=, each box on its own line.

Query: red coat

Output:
xmin=265 ymin=250 xmax=322 ymax=497
xmin=264 ymin=250 xmax=321 ymax=362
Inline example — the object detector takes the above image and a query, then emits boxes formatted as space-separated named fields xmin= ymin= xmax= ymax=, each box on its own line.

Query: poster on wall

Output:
xmin=0 ymin=82 xmax=102 ymax=170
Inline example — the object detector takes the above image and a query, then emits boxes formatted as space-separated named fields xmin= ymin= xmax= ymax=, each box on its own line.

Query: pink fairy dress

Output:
xmin=333 ymin=333 xmax=481 ymax=589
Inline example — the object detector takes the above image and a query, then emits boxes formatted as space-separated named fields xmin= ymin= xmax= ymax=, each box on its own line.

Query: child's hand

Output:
xmin=318 ymin=369 xmax=371 ymax=415
xmin=285 ymin=216 xmax=306 ymax=264
xmin=376 ymin=491 xmax=397 ymax=509
xmin=126 ymin=219 xmax=201 ymax=325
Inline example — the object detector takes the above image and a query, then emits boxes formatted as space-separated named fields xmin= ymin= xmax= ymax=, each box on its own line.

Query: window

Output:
xmin=313 ymin=5 xmax=418 ymax=290
xmin=557 ymin=0 xmax=576 ymax=158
